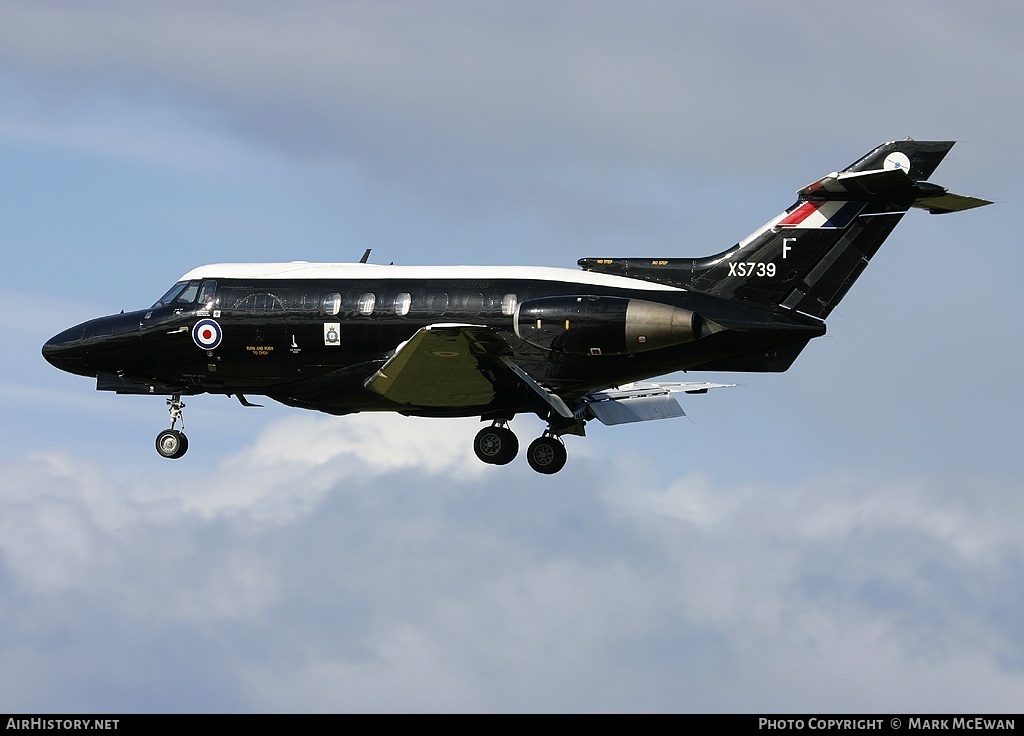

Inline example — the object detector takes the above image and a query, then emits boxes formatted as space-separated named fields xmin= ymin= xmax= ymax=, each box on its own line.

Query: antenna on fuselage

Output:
xmin=359 ymin=248 xmax=372 ymax=264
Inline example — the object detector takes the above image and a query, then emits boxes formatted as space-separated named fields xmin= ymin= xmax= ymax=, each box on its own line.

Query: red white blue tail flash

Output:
xmin=778 ymin=200 xmax=865 ymax=229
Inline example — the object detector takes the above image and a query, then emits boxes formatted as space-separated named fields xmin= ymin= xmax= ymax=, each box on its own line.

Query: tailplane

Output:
xmin=579 ymin=139 xmax=990 ymax=319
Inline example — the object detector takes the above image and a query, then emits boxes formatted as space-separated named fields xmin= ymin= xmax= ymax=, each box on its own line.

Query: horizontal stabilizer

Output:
xmin=912 ymin=192 xmax=993 ymax=214
xmin=798 ymin=167 xmax=992 ymax=216
xmin=798 ymin=167 xmax=914 ymax=200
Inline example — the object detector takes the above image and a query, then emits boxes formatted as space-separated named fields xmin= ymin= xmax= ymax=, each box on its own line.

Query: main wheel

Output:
xmin=473 ymin=425 xmax=519 ymax=465
xmin=526 ymin=436 xmax=567 ymax=474
xmin=156 ymin=429 xmax=188 ymax=459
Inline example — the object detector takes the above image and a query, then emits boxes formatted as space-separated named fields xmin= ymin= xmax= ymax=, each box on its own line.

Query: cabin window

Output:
xmin=501 ymin=293 xmax=518 ymax=316
xmin=324 ymin=293 xmax=341 ymax=316
xmin=233 ymin=292 xmax=284 ymax=311
xmin=296 ymin=291 xmax=321 ymax=312
xmin=430 ymin=293 xmax=449 ymax=314
xmin=358 ymin=293 xmax=376 ymax=315
xmin=394 ymin=292 xmax=411 ymax=316
xmin=465 ymin=292 xmax=484 ymax=314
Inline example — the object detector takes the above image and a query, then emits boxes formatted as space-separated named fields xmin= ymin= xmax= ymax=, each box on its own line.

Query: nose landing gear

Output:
xmin=155 ymin=394 xmax=188 ymax=459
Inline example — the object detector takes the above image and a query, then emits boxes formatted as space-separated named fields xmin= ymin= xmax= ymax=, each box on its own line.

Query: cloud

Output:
xmin=3 ymin=1 xmax=1020 ymax=180
xmin=1 ymin=417 xmax=1022 ymax=711
xmin=164 ymin=413 xmax=490 ymax=521
xmin=2 ymin=1 xmax=1011 ymax=274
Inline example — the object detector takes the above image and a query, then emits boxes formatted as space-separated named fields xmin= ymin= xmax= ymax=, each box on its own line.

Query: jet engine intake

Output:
xmin=513 ymin=295 xmax=702 ymax=355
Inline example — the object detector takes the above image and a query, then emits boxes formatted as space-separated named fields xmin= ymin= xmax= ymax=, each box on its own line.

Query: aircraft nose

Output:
xmin=44 ymin=313 xmax=142 ymax=378
xmin=42 ymin=324 xmax=89 ymax=376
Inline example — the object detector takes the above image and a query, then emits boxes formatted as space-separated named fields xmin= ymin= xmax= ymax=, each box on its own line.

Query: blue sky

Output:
xmin=1 ymin=0 xmax=1022 ymax=712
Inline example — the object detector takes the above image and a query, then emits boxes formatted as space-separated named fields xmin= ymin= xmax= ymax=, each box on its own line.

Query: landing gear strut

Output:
xmin=473 ymin=422 xmax=519 ymax=465
xmin=155 ymin=394 xmax=188 ymax=459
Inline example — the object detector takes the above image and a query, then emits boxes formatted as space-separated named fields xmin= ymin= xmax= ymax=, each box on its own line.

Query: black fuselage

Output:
xmin=42 ymin=266 xmax=824 ymax=419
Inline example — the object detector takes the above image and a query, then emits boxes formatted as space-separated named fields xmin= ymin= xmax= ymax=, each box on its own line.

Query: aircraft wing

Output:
xmin=361 ymin=324 xmax=572 ymax=418
xmin=364 ymin=324 xmax=510 ymax=407
xmin=365 ymin=325 xmax=730 ymax=425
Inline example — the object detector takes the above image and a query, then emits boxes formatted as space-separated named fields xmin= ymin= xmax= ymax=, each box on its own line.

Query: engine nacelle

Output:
xmin=513 ymin=295 xmax=703 ymax=355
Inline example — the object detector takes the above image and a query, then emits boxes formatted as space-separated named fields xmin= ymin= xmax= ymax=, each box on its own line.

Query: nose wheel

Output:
xmin=155 ymin=394 xmax=189 ymax=459
xmin=156 ymin=428 xmax=188 ymax=459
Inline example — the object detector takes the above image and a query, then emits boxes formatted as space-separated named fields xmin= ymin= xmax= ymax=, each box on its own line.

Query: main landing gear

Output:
xmin=525 ymin=433 xmax=568 ymax=475
xmin=155 ymin=394 xmax=188 ymax=459
xmin=473 ymin=422 xmax=519 ymax=465
xmin=473 ymin=422 xmax=568 ymax=474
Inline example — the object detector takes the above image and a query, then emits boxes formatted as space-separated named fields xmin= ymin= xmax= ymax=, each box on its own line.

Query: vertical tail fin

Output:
xmin=579 ymin=140 xmax=990 ymax=320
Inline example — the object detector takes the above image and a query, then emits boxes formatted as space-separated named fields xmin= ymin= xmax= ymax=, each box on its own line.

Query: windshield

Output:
xmin=153 ymin=282 xmax=188 ymax=308
xmin=151 ymin=280 xmax=208 ymax=308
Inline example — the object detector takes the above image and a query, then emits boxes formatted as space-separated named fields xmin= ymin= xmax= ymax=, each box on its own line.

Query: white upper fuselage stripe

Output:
xmin=178 ymin=263 xmax=686 ymax=292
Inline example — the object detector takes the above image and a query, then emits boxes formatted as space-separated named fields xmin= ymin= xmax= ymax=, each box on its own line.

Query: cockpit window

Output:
xmin=197 ymin=280 xmax=217 ymax=307
xmin=153 ymin=282 xmax=188 ymax=308
xmin=175 ymin=282 xmax=201 ymax=304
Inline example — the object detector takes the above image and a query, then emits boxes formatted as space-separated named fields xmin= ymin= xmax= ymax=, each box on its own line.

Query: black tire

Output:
xmin=473 ymin=425 xmax=519 ymax=465
xmin=173 ymin=433 xmax=189 ymax=459
xmin=526 ymin=436 xmax=567 ymax=474
xmin=156 ymin=429 xmax=188 ymax=459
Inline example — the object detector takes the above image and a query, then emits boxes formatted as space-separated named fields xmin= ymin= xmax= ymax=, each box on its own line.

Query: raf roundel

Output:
xmin=192 ymin=318 xmax=223 ymax=350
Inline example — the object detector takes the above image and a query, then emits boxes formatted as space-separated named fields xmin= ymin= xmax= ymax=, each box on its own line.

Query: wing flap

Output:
xmin=587 ymin=393 xmax=686 ymax=425
xmin=582 ymin=381 xmax=732 ymax=426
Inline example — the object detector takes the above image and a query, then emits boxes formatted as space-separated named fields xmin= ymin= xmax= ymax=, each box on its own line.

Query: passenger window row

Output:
xmin=323 ymin=292 xmax=518 ymax=317
xmin=157 ymin=281 xmax=518 ymax=318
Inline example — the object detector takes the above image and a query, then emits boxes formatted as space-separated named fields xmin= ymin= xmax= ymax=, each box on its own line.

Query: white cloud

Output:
xmin=2 ymin=1 xmax=1019 ymax=179
xmin=1 ymin=420 xmax=1022 ymax=711
xmin=166 ymin=413 xmax=489 ymax=521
